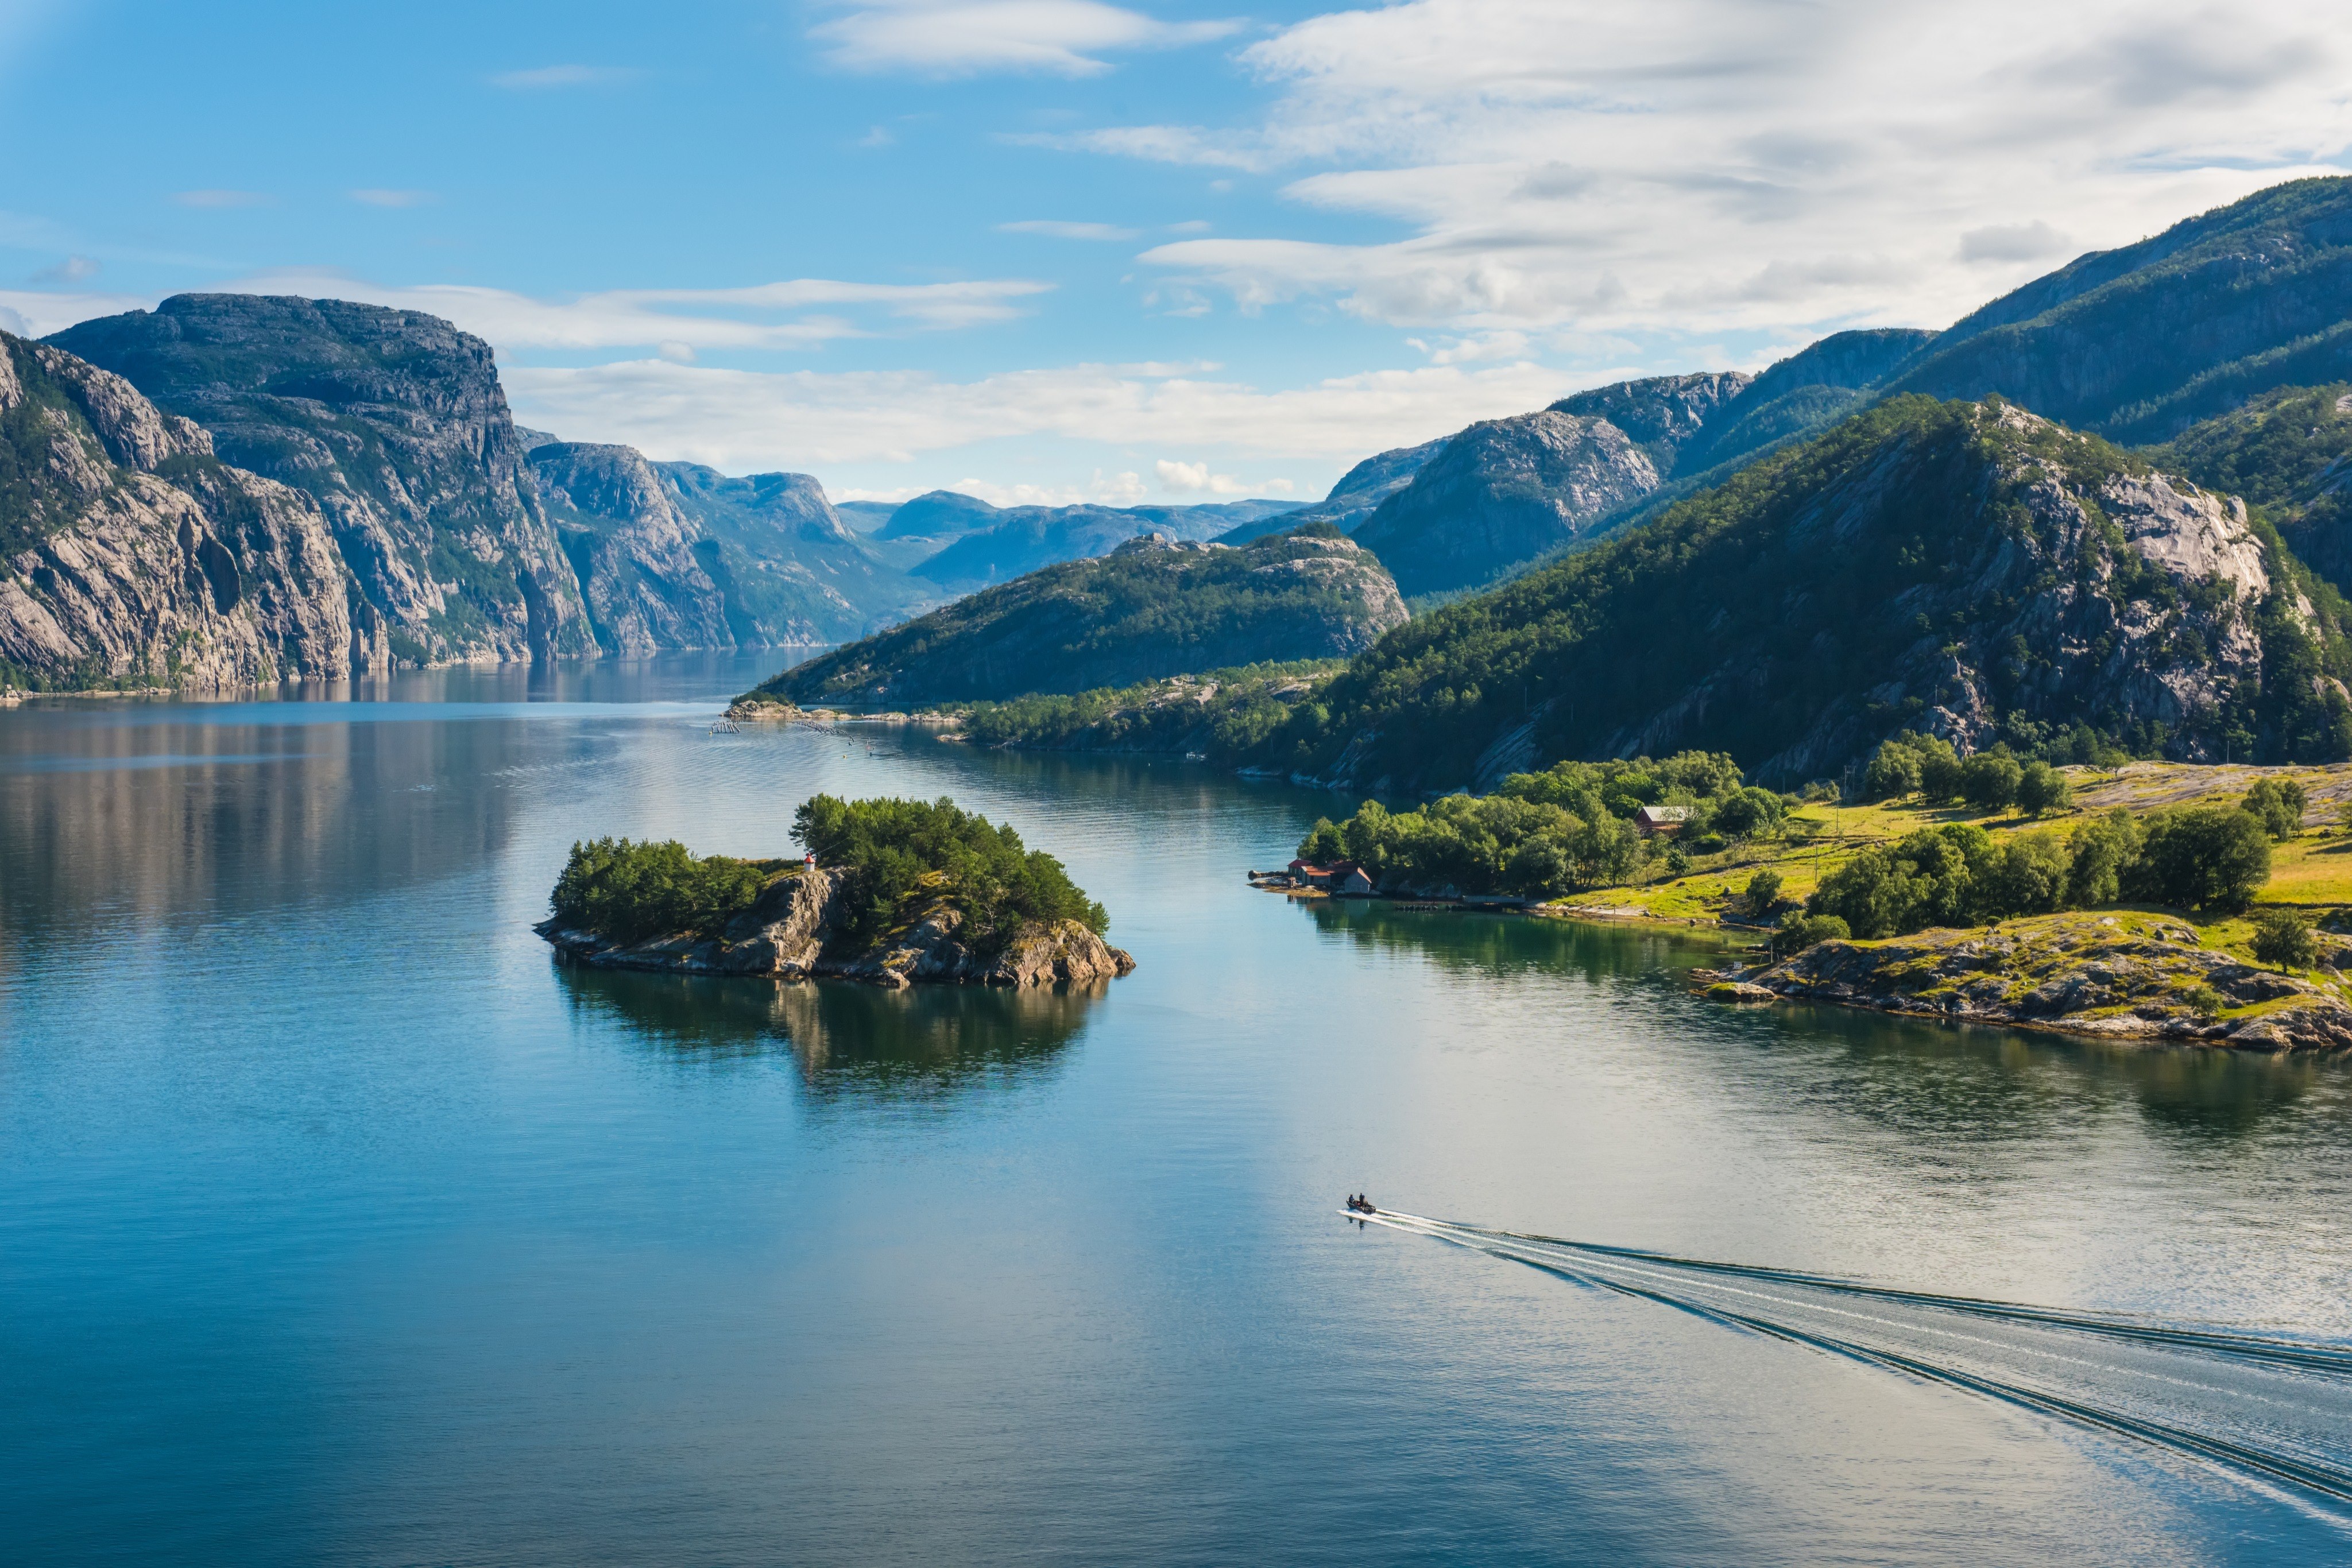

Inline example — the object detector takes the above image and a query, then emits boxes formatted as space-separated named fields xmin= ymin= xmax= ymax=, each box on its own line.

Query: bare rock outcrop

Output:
xmin=1353 ymin=409 xmax=1662 ymax=598
xmin=1739 ymin=912 xmax=2352 ymax=1053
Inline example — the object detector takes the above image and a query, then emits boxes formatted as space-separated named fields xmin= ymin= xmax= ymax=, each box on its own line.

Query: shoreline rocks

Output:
xmin=535 ymin=863 xmax=1136 ymax=990
xmin=1710 ymin=912 xmax=2352 ymax=1053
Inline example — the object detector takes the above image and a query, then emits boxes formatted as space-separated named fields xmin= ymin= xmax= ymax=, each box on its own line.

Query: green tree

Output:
xmin=2250 ymin=907 xmax=2317 ymax=969
xmin=1742 ymin=868 xmax=1784 ymax=919
xmin=1915 ymin=737 xmax=1964 ymax=804
xmin=2241 ymin=777 xmax=2308 ymax=841
xmin=2015 ymin=759 xmax=2072 ymax=815
xmin=2064 ymin=808 xmax=2144 ymax=907
xmin=1960 ymin=749 xmax=2024 ymax=812
xmin=1773 ymin=912 xmax=1850 ymax=957
xmin=550 ymin=837 xmax=771 ymax=941
xmin=1714 ymin=785 xmax=1785 ymax=841
xmin=1862 ymin=737 xmax=1921 ymax=800
xmin=2125 ymin=806 xmax=2273 ymax=912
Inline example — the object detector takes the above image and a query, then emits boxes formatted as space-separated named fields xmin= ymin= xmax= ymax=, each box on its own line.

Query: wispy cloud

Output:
xmin=488 ymin=64 xmax=638 ymax=90
xmin=161 ymin=269 xmax=1061 ymax=351
xmin=999 ymin=219 xmax=1141 ymax=241
xmin=499 ymin=355 xmax=1571 ymax=469
xmin=349 ymin=188 xmax=436 ymax=208
xmin=1009 ymin=124 xmax=1270 ymax=170
xmin=29 ymin=254 xmax=98 ymax=284
xmin=813 ymin=1 xmax=1239 ymax=78
xmin=172 ymin=189 xmax=272 ymax=208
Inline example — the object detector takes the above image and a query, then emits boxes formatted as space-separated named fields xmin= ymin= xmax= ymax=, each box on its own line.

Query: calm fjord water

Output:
xmin=6 ymin=654 xmax=2352 ymax=1565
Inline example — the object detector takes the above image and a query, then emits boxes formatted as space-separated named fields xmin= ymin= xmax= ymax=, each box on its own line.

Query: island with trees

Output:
xmin=537 ymin=795 xmax=1134 ymax=989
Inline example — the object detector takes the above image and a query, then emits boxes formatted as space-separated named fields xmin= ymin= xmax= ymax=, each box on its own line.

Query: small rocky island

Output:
xmin=537 ymin=794 xmax=1135 ymax=989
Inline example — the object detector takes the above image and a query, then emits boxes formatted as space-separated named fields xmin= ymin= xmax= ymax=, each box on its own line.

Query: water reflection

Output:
xmin=1306 ymin=897 xmax=2328 ymax=1147
xmin=555 ymin=963 xmax=1107 ymax=1099
xmin=1303 ymin=896 xmax=1744 ymax=982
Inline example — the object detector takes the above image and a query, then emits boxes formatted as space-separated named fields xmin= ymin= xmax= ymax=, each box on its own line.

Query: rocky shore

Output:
xmin=1699 ymin=911 xmax=2352 ymax=1052
xmin=536 ymin=862 xmax=1136 ymax=989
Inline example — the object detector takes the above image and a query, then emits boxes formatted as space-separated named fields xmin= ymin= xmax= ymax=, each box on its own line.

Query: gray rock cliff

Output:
xmin=1 ymin=334 xmax=353 ymax=691
xmin=48 ymin=293 xmax=595 ymax=670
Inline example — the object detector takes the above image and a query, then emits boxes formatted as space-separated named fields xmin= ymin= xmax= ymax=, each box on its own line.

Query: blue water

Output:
xmin=6 ymin=653 xmax=2352 ymax=1564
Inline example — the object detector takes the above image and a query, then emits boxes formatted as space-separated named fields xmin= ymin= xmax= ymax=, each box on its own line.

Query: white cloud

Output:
xmin=1009 ymin=124 xmax=1270 ymax=170
xmin=349 ymin=188 xmax=436 ymax=208
xmin=84 ymin=269 xmax=1058 ymax=351
xmin=1026 ymin=0 xmax=2352 ymax=336
xmin=172 ymin=189 xmax=271 ymax=208
xmin=814 ymin=1 xmax=1239 ymax=78
xmin=500 ymin=355 xmax=1572 ymax=470
xmin=999 ymin=219 xmax=1142 ymax=240
xmin=1155 ymin=458 xmax=1258 ymax=494
xmin=0 ymin=287 xmax=152 ymax=337
xmin=489 ymin=64 xmax=637 ymax=90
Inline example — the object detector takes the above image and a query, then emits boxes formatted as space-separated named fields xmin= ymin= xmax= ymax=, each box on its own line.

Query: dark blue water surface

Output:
xmin=7 ymin=654 xmax=2352 ymax=1565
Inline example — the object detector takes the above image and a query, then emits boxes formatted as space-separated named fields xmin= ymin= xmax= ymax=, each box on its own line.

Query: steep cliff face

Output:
xmin=1352 ymin=410 xmax=1661 ymax=597
xmin=1252 ymin=397 xmax=2352 ymax=792
xmin=49 ymin=294 xmax=595 ymax=669
xmin=1550 ymin=372 xmax=1752 ymax=475
xmin=2149 ymin=384 xmax=2352 ymax=602
xmin=0 ymin=333 xmax=351 ymax=690
xmin=658 ymin=463 xmax=936 ymax=638
xmin=531 ymin=442 xmax=733 ymax=656
xmin=765 ymin=524 xmax=1407 ymax=707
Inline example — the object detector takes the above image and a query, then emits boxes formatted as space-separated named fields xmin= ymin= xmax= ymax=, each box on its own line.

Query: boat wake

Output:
xmin=1353 ymin=1209 xmax=2352 ymax=1511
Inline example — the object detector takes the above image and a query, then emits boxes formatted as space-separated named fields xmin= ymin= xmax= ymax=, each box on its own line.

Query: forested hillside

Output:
xmin=757 ymin=524 xmax=1405 ymax=707
xmin=1233 ymin=396 xmax=2352 ymax=792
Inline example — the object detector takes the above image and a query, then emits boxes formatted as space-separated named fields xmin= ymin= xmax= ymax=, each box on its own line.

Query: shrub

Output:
xmin=2242 ymin=777 xmax=2308 ymax=841
xmin=1960 ymin=749 xmax=2024 ymax=812
xmin=1663 ymin=843 xmax=1692 ymax=876
xmin=2016 ymin=759 xmax=2072 ymax=816
xmin=2250 ymin=908 xmax=2317 ymax=969
xmin=550 ymin=837 xmax=772 ymax=942
xmin=2183 ymin=984 xmax=2226 ymax=1018
xmin=1742 ymin=869 xmax=1784 ymax=919
xmin=1774 ymin=912 xmax=1851 ymax=957
xmin=2126 ymin=806 xmax=2273 ymax=913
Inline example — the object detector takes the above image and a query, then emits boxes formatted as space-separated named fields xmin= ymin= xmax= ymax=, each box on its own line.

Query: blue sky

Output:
xmin=4 ymin=0 xmax=2347 ymax=506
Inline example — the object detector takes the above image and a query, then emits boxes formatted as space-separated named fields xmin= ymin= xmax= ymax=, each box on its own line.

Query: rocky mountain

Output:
xmin=655 ymin=463 xmax=937 ymax=638
xmin=2150 ymin=384 xmax=2352 ymax=602
xmin=1883 ymin=175 xmax=2352 ymax=441
xmin=531 ymin=443 xmax=736 ymax=655
xmin=761 ymin=522 xmax=1406 ymax=707
xmin=1351 ymin=409 xmax=1668 ymax=598
xmin=1217 ymin=438 xmax=1449 ymax=544
xmin=1348 ymin=341 xmax=1929 ymax=600
xmin=1243 ymin=396 xmax=2352 ymax=792
xmin=1 ymin=331 xmax=352 ymax=690
xmin=910 ymin=496 xmax=1299 ymax=587
xmin=49 ymin=294 xmax=595 ymax=668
